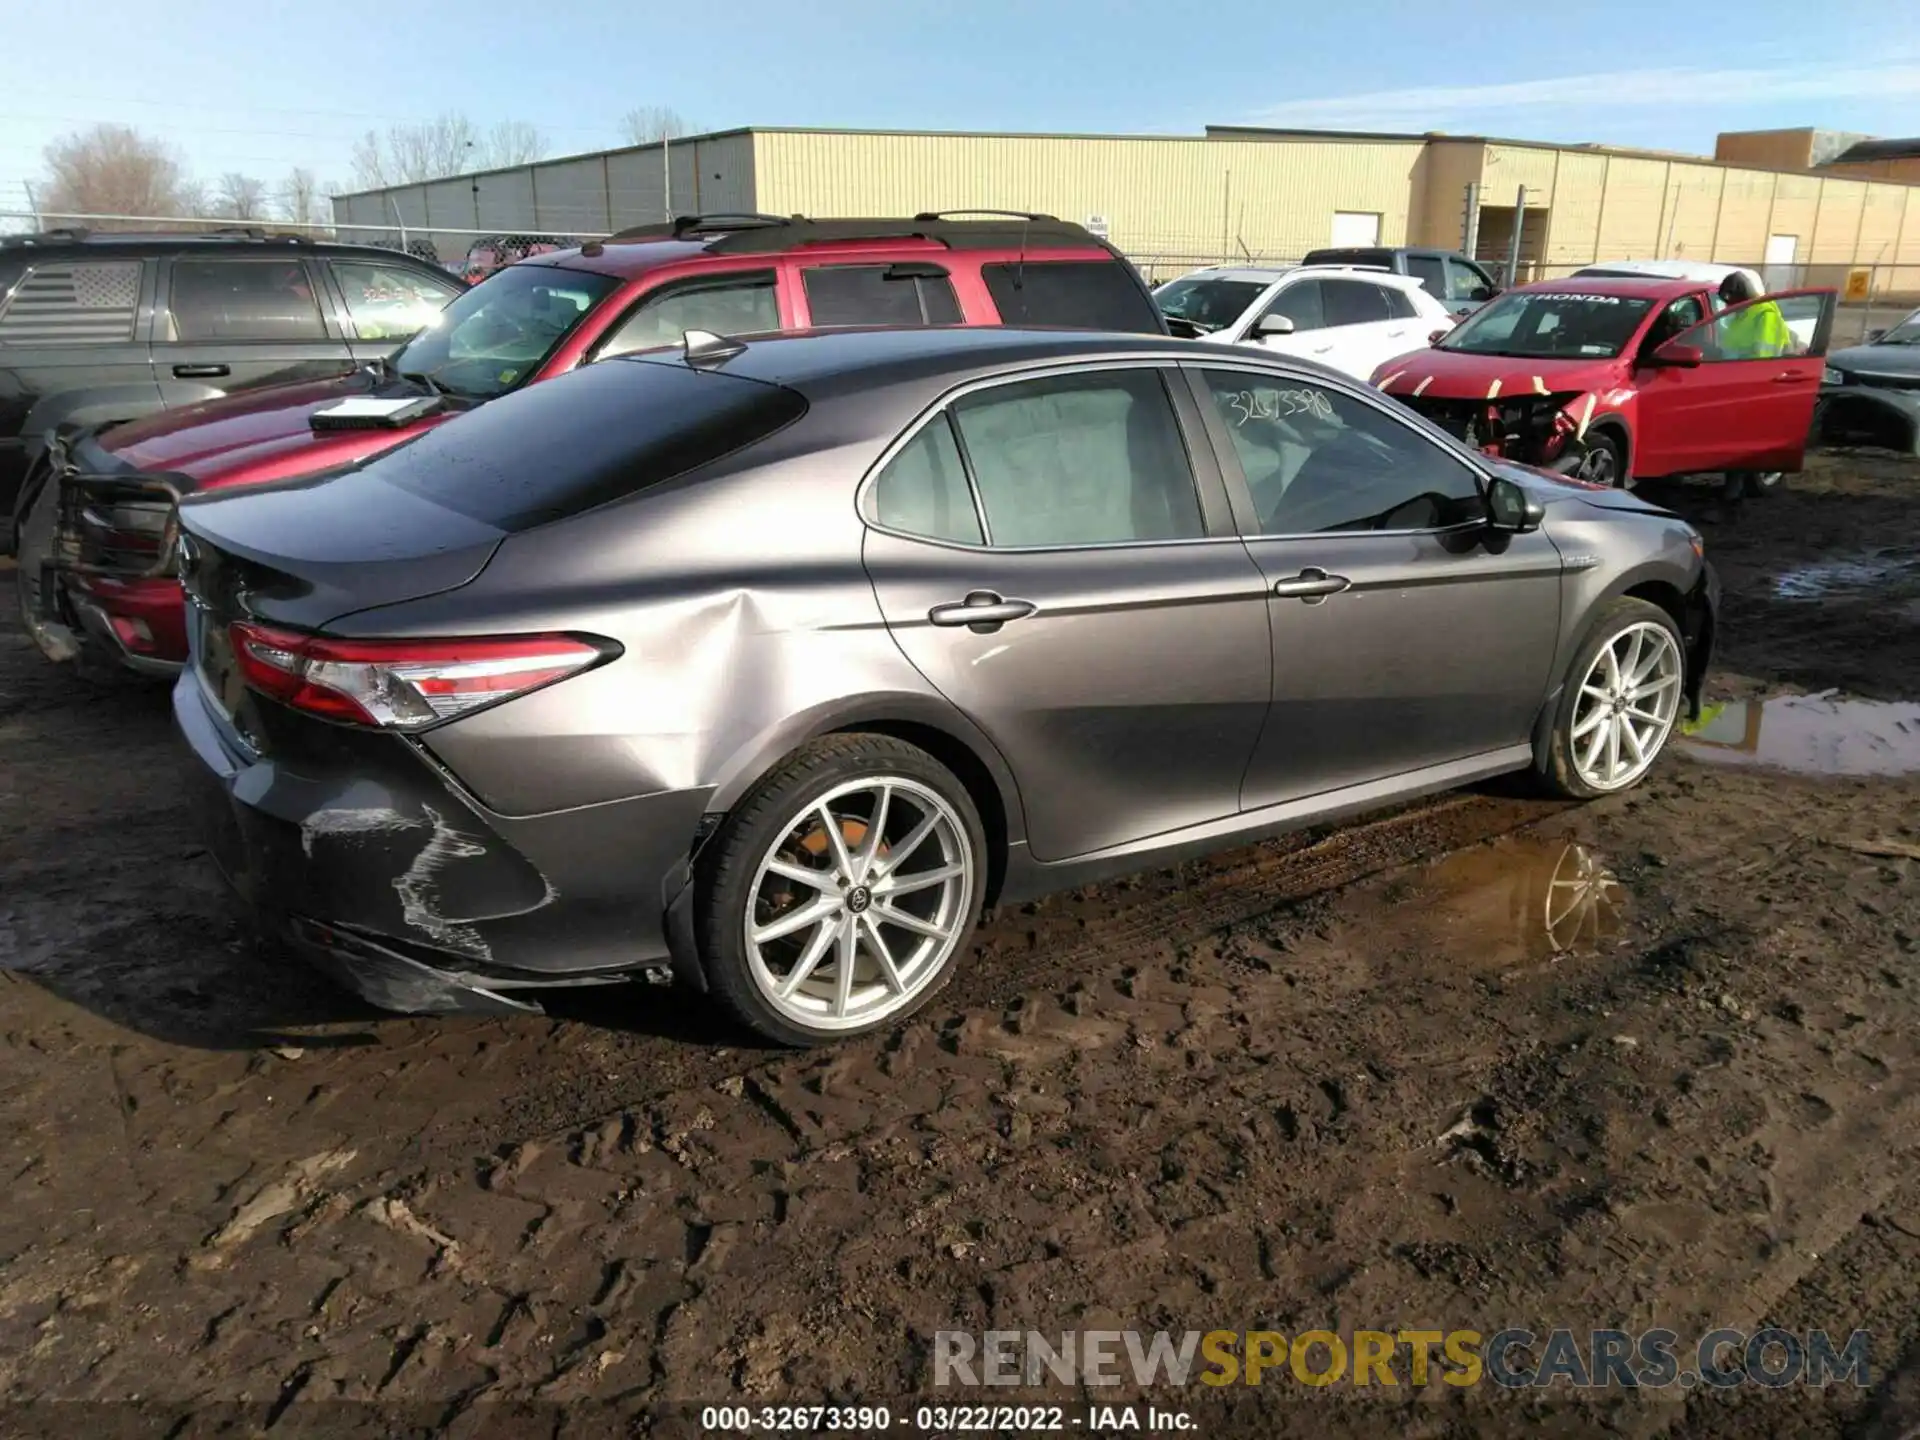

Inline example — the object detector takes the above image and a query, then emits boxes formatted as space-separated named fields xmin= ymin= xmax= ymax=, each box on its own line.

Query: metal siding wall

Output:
xmin=607 ymin=149 xmax=667 ymax=227
xmin=1482 ymin=145 xmax=1557 ymax=205
xmin=1409 ymin=141 xmax=1486 ymax=248
xmin=1896 ymin=189 xmax=1920 ymax=294
xmin=749 ymin=132 xmax=1423 ymax=263
xmin=1857 ymin=183 xmax=1907 ymax=266
xmin=475 ymin=170 xmax=537 ymax=232
xmin=1542 ymin=151 xmax=1606 ymax=265
xmin=1711 ymin=168 xmax=1775 ymax=263
xmin=1661 ymin=163 xmax=1725 ymax=261
xmin=1767 ymin=173 xmax=1823 ymax=254
xmin=535 ymin=158 xmax=613 ymax=235
xmin=1809 ymin=177 xmax=1865 ymax=264
xmin=1595 ymin=158 xmax=1669 ymax=257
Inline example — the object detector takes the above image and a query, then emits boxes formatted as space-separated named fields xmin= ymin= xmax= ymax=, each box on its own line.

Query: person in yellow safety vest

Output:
xmin=1713 ymin=272 xmax=1797 ymax=358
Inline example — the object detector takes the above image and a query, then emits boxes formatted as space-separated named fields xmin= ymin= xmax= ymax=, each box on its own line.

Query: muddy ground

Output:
xmin=3 ymin=451 xmax=1920 ymax=1438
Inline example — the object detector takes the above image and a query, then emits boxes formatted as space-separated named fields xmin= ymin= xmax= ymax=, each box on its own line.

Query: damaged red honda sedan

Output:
xmin=1369 ymin=276 xmax=1835 ymax=498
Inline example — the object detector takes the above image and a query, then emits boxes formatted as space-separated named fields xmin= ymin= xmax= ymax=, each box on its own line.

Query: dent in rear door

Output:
xmin=859 ymin=366 xmax=1271 ymax=862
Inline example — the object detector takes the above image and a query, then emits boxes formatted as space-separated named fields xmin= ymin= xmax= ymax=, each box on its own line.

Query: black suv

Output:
xmin=0 ymin=227 xmax=464 ymax=548
xmin=1298 ymin=245 xmax=1501 ymax=320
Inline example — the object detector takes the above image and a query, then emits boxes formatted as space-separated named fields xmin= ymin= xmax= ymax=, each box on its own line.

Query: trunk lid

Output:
xmin=177 ymin=466 xmax=504 ymax=632
xmin=178 ymin=469 xmax=505 ymax=748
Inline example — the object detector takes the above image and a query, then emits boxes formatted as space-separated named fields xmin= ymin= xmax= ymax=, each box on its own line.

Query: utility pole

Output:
xmin=1506 ymin=185 xmax=1528 ymax=287
xmin=22 ymin=179 xmax=40 ymax=232
xmin=663 ymin=134 xmax=673 ymax=221
xmin=1461 ymin=182 xmax=1481 ymax=257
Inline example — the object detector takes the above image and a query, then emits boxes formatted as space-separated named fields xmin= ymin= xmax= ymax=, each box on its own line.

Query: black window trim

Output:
xmin=156 ymin=253 xmax=340 ymax=344
xmin=1171 ymin=360 xmax=1493 ymax=542
xmin=585 ymin=267 xmax=782 ymax=362
xmin=857 ymin=359 xmax=1240 ymax=554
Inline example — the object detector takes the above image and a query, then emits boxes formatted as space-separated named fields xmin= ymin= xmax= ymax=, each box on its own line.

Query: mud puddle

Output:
xmin=1377 ymin=832 xmax=1629 ymax=971
xmin=1773 ymin=551 xmax=1920 ymax=599
xmin=1680 ymin=691 xmax=1920 ymax=776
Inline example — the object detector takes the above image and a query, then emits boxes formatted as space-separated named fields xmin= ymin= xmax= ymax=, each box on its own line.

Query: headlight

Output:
xmin=1823 ymin=366 xmax=1847 ymax=385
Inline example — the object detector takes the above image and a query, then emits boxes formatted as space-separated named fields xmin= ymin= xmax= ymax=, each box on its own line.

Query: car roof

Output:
xmin=1508 ymin=275 xmax=1703 ymax=299
xmin=0 ymin=228 xmax=442 ymax=264
xmin=622 ymin=324 xmax=1307 ymax=397
xmin=1163 ymin=266 xmax=1294 ymax=283
xmin=521 ymin=212 xmax=1122 ymax=281
xmin=1572 ymin=259 xmax=1751 ymax=283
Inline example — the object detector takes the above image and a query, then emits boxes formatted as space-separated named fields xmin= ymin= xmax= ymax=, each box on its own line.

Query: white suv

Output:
xmin=1153 ymin=265 xmax=1455 ymax=380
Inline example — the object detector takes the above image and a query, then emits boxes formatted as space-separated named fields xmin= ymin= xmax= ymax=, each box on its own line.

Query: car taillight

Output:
xmin=228 ymin=622 xmax=609 ymax=729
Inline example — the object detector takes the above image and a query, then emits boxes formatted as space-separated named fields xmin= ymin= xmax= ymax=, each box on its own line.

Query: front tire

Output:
xmin=696 ymin=734 xmax=986 ymax=1047
xmin=1537 ymin=599 xmax=1687 ymax=800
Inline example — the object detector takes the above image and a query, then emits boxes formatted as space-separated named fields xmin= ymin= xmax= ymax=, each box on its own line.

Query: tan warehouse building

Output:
xmin=332 ymin=123 xmax=1920 ymax=299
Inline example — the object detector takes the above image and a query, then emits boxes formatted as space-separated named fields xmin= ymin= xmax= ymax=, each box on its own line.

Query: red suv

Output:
xmin=21 ymin=212 xmax=1164 ymax=675
xmin=1369 ymin=275 xmax=1836 ymax=494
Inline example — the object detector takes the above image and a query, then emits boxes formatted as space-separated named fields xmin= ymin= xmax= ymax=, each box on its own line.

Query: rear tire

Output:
xmin=695 ymin=734 xmax=987 ymax=1047
xmin=1536 ymin=598 xmax=1687 ymax=801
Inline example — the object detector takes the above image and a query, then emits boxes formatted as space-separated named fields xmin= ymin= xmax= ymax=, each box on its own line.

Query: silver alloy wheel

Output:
xmin=743 ymin=775 xmax=974 ymax=1032
xmin=1543 ymin=843 xmax=1626 ymax=951
xmin=1570 ymin=620 xmax=1684 ymax=792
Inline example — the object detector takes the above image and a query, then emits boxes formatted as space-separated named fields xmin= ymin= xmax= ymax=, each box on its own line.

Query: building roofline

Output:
xmin=329 ymin=122 xmax=1920 ymax=203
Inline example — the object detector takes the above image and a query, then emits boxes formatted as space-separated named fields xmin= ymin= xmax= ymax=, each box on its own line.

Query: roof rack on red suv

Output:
xmin=602 ymin=210 xmax=1094 ymax=256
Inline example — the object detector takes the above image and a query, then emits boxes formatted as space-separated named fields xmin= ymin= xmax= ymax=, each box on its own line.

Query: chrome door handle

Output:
xmin=173 ymin=363 xmax=230 ymax=379
xmin=1771 ymin=372 xmax=1813 ymax=383
xmin=1271 ymin=567 xmax=1351 ymax=602
xmin=928 ymin=591 xmax=1037 ymax=629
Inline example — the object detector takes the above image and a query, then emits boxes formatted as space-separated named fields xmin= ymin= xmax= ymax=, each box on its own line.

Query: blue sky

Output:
xmin=3 ymin=0 xmax=1919 ymax=215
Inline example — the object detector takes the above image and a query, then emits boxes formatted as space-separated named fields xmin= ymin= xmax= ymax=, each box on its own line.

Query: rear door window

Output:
xmin=370 ymin=359 xmax=807 ymax=531
xmin=595 ymin=271 xmax=780 ymax=358
xmin=0 ymin=260 xmax=143 ymax=345
xmin=1321 ymin=279 xmax=1393 ymax=327
xmin=948 ymin=369 xmax=1204 ymax=547
xmin=804 ymin=264 xmax=962 ymax=327
xmin=169 ymin=259 xmax=327 ymax=341
xmin=980 ymin=261 xmax=1159 ymax=332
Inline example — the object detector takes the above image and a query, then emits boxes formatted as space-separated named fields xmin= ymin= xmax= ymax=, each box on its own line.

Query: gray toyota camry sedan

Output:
xmin=172 ymin=326 xmax=1717 ymax=1046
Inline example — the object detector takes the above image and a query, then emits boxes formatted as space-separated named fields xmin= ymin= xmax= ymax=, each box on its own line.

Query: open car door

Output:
xmin=1632 ymin=288 xmax=1836 ymax=478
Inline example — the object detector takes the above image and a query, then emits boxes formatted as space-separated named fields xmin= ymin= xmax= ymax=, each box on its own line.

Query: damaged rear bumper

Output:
xmin=173 ymin=669 xmax=716 ymax=1016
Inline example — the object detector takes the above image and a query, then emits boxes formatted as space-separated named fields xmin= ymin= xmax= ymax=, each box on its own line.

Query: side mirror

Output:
xmin=1652 ymin=339 xmax=1703 ymax=368
xmin=1867 ymin=328 xmax=1887 ymax=344
xmin=1427 ymin=328 xmax=1451 ymax=345
xmin=1470 ymin=285 xmax=1495 ymax=302
xmin=1486 ymin=476 xmax=1545 ymax=534
xmin=1253 ymin=313 xmax=1295 ymax=337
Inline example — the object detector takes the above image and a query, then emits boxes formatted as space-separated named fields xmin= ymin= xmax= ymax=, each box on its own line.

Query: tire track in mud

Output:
xmin=474 ymin=788 xmax=1574 ymax=1153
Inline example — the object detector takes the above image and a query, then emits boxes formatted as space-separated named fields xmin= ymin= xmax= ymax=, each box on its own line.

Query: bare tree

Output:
xmin=214 ymin=172 xmax=269 ymax=222
xmin=350 ymin=113 xmax=548 ymax=188
xmin=39 ymin=124 xmax=193 ymax=225
xmin=483 ymin=121 xmax=547 ymax=168
xmin=619 ymin=107 xmax=696 ymax=145
xmin=277 ymin=168 xmax=329 ymax=230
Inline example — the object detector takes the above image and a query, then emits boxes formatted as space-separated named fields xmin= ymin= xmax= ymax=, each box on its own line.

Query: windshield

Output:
xmin=1153 ymin=277 xmax=1268 ymax=332
xmin=390 ymin=264 xmax=618 ymax=400
xmin=1439 ymin=290 xmax=1654 ymax=359
xmin=1878 ymin=307 xmax=1920 ymax=344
